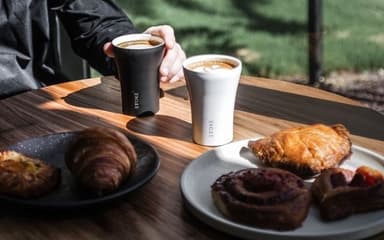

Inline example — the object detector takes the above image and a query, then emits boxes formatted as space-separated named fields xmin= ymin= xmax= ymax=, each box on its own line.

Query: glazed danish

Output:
xmin=211 ymin=167 xmax=311 ymax=230
xmin=0 ymin=151 xmax=60 ymax=198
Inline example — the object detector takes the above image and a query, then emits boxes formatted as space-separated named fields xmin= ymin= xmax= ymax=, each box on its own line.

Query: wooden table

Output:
xmin=0 ymin=76 xmax=383 ymax=240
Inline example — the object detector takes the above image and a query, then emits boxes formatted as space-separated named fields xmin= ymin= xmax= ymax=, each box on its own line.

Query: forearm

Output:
xmin=52 ymin=0 xmax=138 ymax=75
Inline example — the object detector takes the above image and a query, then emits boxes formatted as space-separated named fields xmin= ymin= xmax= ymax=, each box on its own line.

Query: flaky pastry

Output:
xmin=248 ymin=124 xmax=352 ymax=177
xmin=0 ymin=151 xmax=60 ymax=198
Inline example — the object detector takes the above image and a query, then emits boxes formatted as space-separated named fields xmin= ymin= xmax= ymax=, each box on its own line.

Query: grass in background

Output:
xmin=115 ymin=0 xmax=384 ymax=82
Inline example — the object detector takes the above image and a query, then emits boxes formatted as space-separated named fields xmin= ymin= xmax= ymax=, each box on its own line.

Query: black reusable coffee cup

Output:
xmin=112 ymin=34 xmax=165 ymax=117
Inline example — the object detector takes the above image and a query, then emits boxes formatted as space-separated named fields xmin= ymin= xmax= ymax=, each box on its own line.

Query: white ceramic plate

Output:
xmin=180 ymin=138 xmax=384 ymax=240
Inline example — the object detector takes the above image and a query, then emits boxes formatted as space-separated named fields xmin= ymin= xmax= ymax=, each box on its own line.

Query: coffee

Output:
xmin=112 ymin=34 xmax=165 ymax=116
xmin=117 ymin=39 xmax=162 ymax=49
xmin=183 ymin=54 xmax=242 ymax=146
xmin=187 ymin=60 xmax=236 ymax=73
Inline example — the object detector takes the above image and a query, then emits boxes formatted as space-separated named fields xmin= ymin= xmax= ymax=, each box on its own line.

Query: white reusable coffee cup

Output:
xmin=183 ymin=54 xmax=242 ymax=146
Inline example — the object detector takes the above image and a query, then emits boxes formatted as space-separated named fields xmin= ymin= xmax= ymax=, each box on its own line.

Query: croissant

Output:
xmin=65 ymin=127 xmax=137 ymax=195
xmin=0 ymin=151 xmax=60 ymax=198
xmin=248 ymin=124 xmax=352 ymax=178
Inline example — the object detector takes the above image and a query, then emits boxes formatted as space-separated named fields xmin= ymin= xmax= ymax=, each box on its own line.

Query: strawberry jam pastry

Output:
xmin=211 ymin=167 xmax=311 ymax=230
xmin=311 ymin=166 xmax=384 ymax=220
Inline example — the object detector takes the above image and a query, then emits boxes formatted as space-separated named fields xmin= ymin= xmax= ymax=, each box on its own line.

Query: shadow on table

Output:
xmin=63 ymin=77 xmax=122 ymax=114
xmin=59 ymin=79 xmax=193 ymax=142
xmin=126 ymin=115 xmax=192 ymax=142
xmin=166 ymin=84 xmax=384 ymax=141
xmin=0 ymin=186 xmax=159 ymax=229
xmin=60 ymin=78 xmax=383 ymax=141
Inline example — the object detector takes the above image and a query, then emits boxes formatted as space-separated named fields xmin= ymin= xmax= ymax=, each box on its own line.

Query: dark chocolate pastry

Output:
xmin=311 ymin=166 xmax=384 ymax=220
xmin=65 ymin=127 xmax=137 ymax=195
xmin=211 ymin=167 xmax=311 ymax=230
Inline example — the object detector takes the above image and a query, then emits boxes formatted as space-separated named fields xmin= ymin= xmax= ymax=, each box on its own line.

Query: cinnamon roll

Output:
xmin=211 ymin=167 xmax=311 ymax=230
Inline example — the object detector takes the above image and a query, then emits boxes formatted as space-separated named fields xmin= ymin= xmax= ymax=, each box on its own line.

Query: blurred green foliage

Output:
xmin=115 ymin=0 xmax=384 ymax=81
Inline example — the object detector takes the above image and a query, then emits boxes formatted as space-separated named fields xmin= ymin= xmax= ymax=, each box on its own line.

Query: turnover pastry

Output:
xmin=0 ymin=151 xmax=60 ymax=198
xmin=248 ymin=124 xmax=352 ymax=178
xmin=65 ymin=127 xmax=137 ymax=195
xmin=211 ymin=167 xmax=311 ymax=230
xmin=311 ymin=166 xmax=384 ymax=220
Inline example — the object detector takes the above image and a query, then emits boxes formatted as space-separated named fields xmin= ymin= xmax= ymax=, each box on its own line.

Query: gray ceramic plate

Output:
xmin=1 ymin=131 xmax=160 ymax=209
xmin=180 ymin=138 xmax=384 ymax=240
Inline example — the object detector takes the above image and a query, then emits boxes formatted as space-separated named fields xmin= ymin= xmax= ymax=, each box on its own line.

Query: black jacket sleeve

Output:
xmin=50 ymin=0 xmax=138 ymax=75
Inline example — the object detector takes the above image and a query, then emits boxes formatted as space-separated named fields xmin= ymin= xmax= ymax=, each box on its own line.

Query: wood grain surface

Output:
xmin=0 ymin=75 xmax=383 ymax=240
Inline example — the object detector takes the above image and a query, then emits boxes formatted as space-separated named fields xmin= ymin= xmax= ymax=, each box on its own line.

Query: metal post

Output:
xmin=308 ymin=0 xmax=323 ymax=85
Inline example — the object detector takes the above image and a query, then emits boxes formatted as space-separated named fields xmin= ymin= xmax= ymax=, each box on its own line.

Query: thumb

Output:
xmin=103 ymin=42 xmax=115 ymax=58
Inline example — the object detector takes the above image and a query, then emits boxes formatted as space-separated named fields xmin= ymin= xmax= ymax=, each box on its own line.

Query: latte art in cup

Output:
xmin=116 ymin=39 xmax=162 ymax=49
xmin=183 ymin=54 xmax=242 ymax=146
xmin=187 ymin=60 xmax=235 ymax=73
xmin=112 ymin=34 xmax=165 ymax=117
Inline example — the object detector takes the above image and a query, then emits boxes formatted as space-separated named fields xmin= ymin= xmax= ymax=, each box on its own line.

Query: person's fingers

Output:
xmin=166 ymin=52 xmax=184 ymax=81
xmin=103 ymin=42 xmax=115 ymax=58
xmin=108 ymin=25 xmax=184 ymax=82
xmin=159 ymin=48 xmax=177 ymax=80
xmin=159 ymin=43 xmax=179 ymax=79
xmin=144 ymin=25 xmax=175 ymax=49
xmin=168 ymin=70 xmax=184 ymax=83
xmin=159 ymin=43 xmax=186 ymax=82
xmin=105 ymin=25 xmax=177 ymax=58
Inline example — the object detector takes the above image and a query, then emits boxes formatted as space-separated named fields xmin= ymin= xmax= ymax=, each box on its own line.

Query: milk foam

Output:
xmin=124 ymin=44 xmax=153 ymax=49
xmin=194 ymin=64 xmax=232 ymax=73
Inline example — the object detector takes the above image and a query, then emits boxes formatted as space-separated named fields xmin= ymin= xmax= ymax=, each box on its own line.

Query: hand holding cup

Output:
xmin=104 ymin=25 xmax=186 ymax=83
xmin=112 ymin=33 xmax=165 ymax=116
